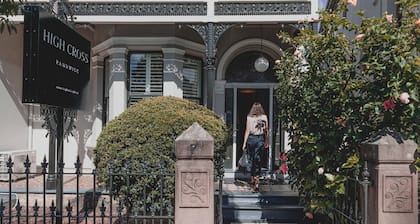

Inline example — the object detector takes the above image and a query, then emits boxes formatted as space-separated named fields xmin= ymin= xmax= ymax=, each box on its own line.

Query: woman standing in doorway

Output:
xmin=242 ymin=102 xmax=269 ymax=193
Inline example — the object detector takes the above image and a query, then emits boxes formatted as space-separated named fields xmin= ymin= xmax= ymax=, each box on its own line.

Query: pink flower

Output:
xmin=385 ymin=14 xmax=392 ymax=23
xmin=383 ymin=98 xmax=396 ymax=110
xmin=348 ymin=0 xmax=357 ymax=7
xmin=416 ymin=18 xmax=420 ymax=27
xmin=275 ymin=59 xmax=281 ymax=65
xmin=317 ymin=167 xmax=324 ymax=175
xmin=335 ymin=117 xmax=346 ymax=127
xmin=305 ymin=212 xmax=314 ymax=219
xmin=279 ymin=153 xmax=288 ymax=161
xmin=310 ymin=17 xmax=320 ymax=22
xmin=280 ymin=163 xmax=289 ymax=174
xmin=354 ymin=34 xmax=365 ymax=41
xmin=399 ymin=92 xmax=410 ymax=104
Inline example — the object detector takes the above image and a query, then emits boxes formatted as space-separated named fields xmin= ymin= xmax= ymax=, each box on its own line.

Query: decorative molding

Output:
xmin=164 ymin=63 xmax=183 ymax=81
xmin=214 ymin=23 xmax=234 ymax=44
xmin=215 ymin=2 xmax=311 ymax=15
xmin=40 ymin=105 xmax=77 ymax=138
xmin=67 ymin=2 xmax=207 ymax=16
xmin=180 ymin=172 xmax=209 ymax=208
xmin=189 ymin=24 xmax=208 ymax=44
xmin=189 ymin=23 xmax=233 ymax=47
xmin=384 ymin=176 xmax=413 ymax=212
xmin=111 ymin=63 xmax=125 ymax=73
xmin=188 ymin=23 xmax=233 ymax=62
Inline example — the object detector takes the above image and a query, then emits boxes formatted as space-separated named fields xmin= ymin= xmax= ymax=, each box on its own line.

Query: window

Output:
xmin=128 ymin=53 xmax=163 ymax=105
xmin=183 ymin=57 xmax=202 ymax=104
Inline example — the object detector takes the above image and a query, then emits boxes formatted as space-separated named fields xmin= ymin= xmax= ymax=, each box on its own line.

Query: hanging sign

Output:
xmin=22 ymin=5 xmax=91 ymax=109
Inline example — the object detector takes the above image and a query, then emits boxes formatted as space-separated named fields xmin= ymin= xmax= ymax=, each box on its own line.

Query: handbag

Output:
xmin=238 ymin=152 xmax=251 ymax=171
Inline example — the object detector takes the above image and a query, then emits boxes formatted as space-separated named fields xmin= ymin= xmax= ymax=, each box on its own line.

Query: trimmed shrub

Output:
xmin=94 ymin=96 xmax=228 ymax=210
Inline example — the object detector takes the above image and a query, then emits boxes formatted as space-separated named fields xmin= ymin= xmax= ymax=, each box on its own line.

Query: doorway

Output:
xmin=224 ymin=83 xmax=277 ymax=174
xmin=236 ymin=88 xmax=269 ymax=169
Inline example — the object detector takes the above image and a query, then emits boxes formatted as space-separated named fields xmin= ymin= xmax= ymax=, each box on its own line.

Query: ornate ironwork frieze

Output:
xmin=215 ymin=1 xmax=311 ymax=15
xmin=68 ymin=2 xmax=207 ymax=16
xmin=188 ymin=23 xmax=234 ymax=59
xmin=40 ymin=104 xmax=77 ymax=138
xmin=22 ymin=1 xmax=312 ymax=17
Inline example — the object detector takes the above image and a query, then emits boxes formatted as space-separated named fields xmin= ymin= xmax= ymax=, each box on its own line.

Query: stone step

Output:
xmin=223 ymin=206 xmax=303 ymax=224
xmin=231 ymin=222 xmax=297 ymax=224
xmin=221 ymin=184 xmax=304 ymax=224
xmin=222 ymin=192 xmax=300 ymax=207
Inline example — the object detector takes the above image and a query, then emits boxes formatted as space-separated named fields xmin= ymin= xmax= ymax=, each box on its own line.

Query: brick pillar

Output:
xmin=360 ymin=133 xmax=418 ymax=224
xmin=175 ymin=122 xmax=214 ymax=224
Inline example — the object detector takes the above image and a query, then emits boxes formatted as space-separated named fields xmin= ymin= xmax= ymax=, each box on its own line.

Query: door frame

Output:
xmin=225 ymin=82 xmax=277 ymax=173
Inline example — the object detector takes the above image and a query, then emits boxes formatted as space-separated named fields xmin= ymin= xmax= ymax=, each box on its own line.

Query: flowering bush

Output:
xmin=275 ymin=0 xmax=419 ymax=219
xmin=277 ymin=153 xmax=289 ymax=174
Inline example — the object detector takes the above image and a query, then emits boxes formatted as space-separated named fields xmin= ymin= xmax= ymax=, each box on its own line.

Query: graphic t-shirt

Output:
xmin=248 ymin=115 xmax=267 ymax=135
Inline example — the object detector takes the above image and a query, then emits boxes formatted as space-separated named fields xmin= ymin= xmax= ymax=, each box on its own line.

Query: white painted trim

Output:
xmin=11 ymin=15 xmax=317 ymax=24
xmin=22 ymin=0 xmax=310 ymax=3
xmin=92 ymin=37 xmax=205 ymax=56
xmin=71 ymin=15 xmax=317 ymax=24
xmin=216 ymin=38 xmax=281 ymax=80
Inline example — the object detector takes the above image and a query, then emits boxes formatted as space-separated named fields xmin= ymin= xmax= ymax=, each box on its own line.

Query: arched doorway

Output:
xmin=222 ymin=50 xmax=281 ymax=176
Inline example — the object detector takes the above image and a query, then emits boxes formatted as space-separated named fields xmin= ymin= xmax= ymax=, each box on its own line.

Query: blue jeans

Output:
xmin=246 ymin=134 xmax=264 ymax=176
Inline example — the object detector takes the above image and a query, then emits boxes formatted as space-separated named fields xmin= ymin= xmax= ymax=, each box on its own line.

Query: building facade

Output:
xmin=0 ymin=0 xmax=398 ymax=176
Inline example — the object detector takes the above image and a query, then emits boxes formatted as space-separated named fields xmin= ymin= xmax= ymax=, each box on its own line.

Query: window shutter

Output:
xmin=129 ymin=53 xmax=163 ymax=105
xmin=183 ymin=57 xmax=202 ymax=103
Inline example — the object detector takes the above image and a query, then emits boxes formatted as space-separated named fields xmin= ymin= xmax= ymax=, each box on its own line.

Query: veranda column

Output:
xmin=91 ymin=55 xmax=104 ymax=120
xmin=360 ymin=132 xmax=418 ymax=224
xmin=85 ymin=55 xmax=104 ymax=152
xmin=175 ymin=123 xmax=214 ymax=224
xmin=188 ymin=23 xmax=233 ymax=108
xmin=162 ymin=48 xmax=185 ymax=98
xmin=106 ymin=48 xmax=128 ymax=120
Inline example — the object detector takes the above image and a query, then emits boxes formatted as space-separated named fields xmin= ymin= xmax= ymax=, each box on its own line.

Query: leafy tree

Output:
xmin=275 ymin=0 xmax=419 ymax=220
xmin=0 ymin=0 xmax=20 ymax=33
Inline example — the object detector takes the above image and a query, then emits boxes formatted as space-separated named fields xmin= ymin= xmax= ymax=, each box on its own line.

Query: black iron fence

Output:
xmin=214 ymin=155 xmax=224 ymax=224
xmin=0 ymin=155 xmax=176 ymax=224
xmin=332 ymin=161 xmax=370 ymax=224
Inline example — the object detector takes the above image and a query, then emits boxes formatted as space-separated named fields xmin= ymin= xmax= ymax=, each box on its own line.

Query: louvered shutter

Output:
xmin=182 ymin=57 xmax=202 ymax=104
xmin=129 ymin=53 xmax=163 ymax=105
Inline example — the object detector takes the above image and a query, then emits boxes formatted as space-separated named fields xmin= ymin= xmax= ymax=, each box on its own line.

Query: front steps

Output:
xmin=220 ymin=174 xmax=304 ymax=224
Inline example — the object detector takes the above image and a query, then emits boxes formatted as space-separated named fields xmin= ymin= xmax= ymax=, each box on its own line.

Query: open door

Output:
xmin=236 ymin=88 xmax=269 ymax=169
xmin=224 ymin=83 xmax=277 ymax=174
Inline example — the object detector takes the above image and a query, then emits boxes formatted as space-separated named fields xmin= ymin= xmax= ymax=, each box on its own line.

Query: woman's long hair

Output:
xmin=248 ymin=102 xmax=266 ymax=116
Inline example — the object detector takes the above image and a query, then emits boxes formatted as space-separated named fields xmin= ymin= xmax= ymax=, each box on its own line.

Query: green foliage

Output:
xmin=275 ymin=0 xmax=419 ymax=218
xmin=95 ymin=96 xmax=228 ymax=209
xmin=0 ymin=0 xmax=20 ymax=34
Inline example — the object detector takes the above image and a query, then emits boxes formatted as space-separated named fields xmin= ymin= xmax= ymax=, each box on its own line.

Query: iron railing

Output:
xmin=0 ymin=155 xmax=175 ymax=224
xmin=214 ymin=153 xmax=224 ymax=224
xmin=332 ymin=161 xmax=370 ymax=224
